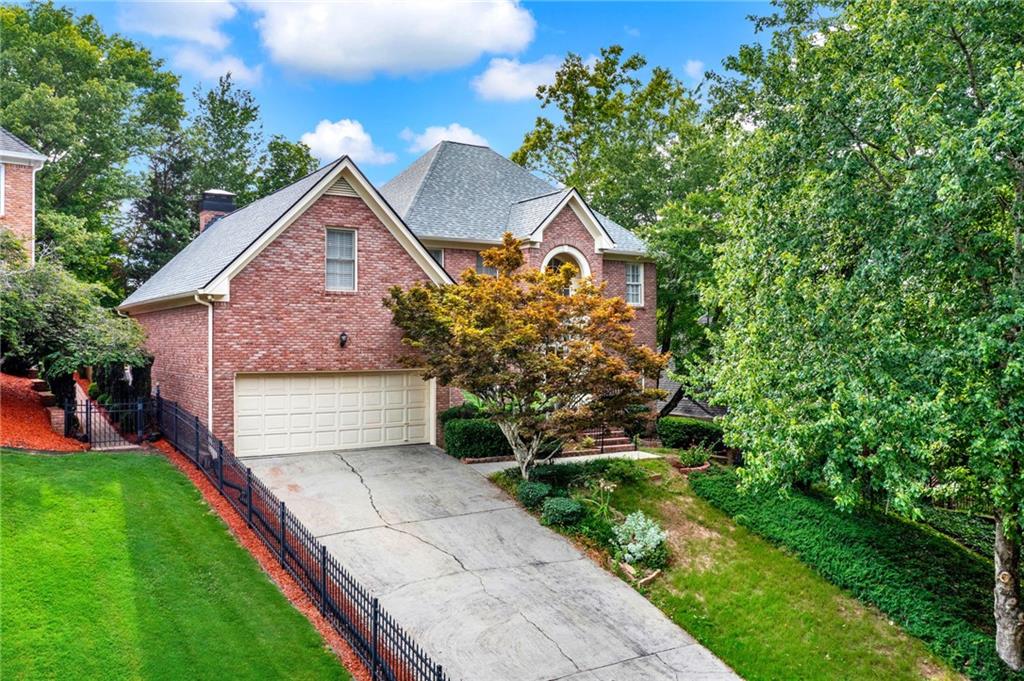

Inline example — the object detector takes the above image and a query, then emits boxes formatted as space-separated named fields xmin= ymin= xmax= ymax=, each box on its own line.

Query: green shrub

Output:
xmin=439 ymin=402 xmax=480 ymax=424
xmin=443 ymin=418 xmax=511 ymax=459
xmin=677 ymin=444 xmax=712 ymax=468
xmin=690 ymin=468 xmax=1008 ymax=681
xmin=541 ymin=497 xmax=584 ymax=526
xmin=517 ymin=481 xmax=552 ymax=509
xmin=917 ymin=506 xmax=994 ymax=557
xmin=87 ymin=383 xmax=100 ymax=400
xmin=612 ymin=511 xmax=669 ymax=567
xmin=600 ymin=458 xmax=646 ymax=484
xmin=657 ymin=416 xmax=723 ymax=449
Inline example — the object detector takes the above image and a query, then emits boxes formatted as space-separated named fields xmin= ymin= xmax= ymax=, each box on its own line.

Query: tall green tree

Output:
xmin=706 ymin=0 xmax=1023 ymax=670
xmin=512 ymin=46 xmax=696 ymax=229
xmin=187 ymin=74 xmax=262 ymax=205
xmin=256 ymin=135 xmax=317 ymax=197
xmin=0 ymin=1 xmax=183 ymax=286
xmin=513 ymin=45 xmax=723 ymax=410
xmin=122 ymin=138 xmax=195 ymax=292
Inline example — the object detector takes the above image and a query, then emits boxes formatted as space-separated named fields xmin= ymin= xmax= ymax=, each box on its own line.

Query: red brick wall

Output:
xmin=134 ymin=304 xmax=210 ymax=423
xmin=210 ymin=194 xmax=434 ymax=445
xmin=1 ymin=163 xmax=35 ymax=261
xmin=439 ymin=247 xmax=480 ymax=280
xmin=603 ymin=258 xmax=657 ymax=350
xmin=528 ymin=207 xmax=604 ymax=282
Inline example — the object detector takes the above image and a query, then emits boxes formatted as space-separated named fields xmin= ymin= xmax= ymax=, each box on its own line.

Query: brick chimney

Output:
xmin=198 ymin=189 xmax=236 ymax=232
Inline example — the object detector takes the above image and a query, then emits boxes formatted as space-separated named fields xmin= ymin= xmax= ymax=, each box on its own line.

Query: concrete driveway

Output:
xmin=243 ymin=445 xmax=739 ymax=681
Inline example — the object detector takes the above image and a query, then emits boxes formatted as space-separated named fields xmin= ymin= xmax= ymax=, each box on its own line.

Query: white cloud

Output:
xmin=683 ymin=59 xmax=705 ymax=81
xmin=624 ymin=25 xmax=640 ymax=37
xmin=252 ymin=1 xmax=535 ymax=80
xmin=301 ymin=119 xmax=396 ymax=164
xmin=119 ymin=1 xmax=237 ymax=49
xmin=400 ymin=124 xmax=489 ymax=152
xmin=173 ymin=46 xmax=263 ymax=85
xmin=471 ymin=56 xmax=561 ymax=101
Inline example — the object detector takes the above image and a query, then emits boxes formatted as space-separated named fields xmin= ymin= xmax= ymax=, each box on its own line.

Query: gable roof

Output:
xmin=120 ymin=157 xmax=451 ymax=311
xmin=379 ymin=141 xmax=648 ymax=255
xmin=0 ymin=127 xmax=46 ymax=166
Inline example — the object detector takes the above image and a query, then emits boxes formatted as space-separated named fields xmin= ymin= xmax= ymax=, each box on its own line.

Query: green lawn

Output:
xmin=496 ymin=459 xmax=960 ymax=681
xmin=1 ymin=450 xmax=350 ymax=681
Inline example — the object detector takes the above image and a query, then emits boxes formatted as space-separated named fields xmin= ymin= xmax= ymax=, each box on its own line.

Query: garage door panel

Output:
xmin=235 ymin=372 xmax=429 ymax=456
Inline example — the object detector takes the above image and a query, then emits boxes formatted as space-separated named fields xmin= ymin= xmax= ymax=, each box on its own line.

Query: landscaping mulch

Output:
xmin=150 ymin=439 xmax=371 ymax=681
xmin=0 ymin=373 xmax=84 ymax=452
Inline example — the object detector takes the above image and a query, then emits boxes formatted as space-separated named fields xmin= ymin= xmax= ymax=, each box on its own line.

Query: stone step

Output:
xmin=26 ymin=367 xmax=39 ymax=379
xmin=38 ymin=391 xmax=57 ymax=407
xmin=30 ymin=379 xmax=49 ymax=392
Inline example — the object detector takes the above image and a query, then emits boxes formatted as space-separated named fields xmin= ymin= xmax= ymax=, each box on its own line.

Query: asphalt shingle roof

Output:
xmin=379 ymin=141 xmax=647 ymax=254
xmin=0 ymin=128 xmax=45 ymax=158
xmin=121 ymin=160 xmax=340 ymax=307
xmin=123 ymin=142 xmax=648 ymax=308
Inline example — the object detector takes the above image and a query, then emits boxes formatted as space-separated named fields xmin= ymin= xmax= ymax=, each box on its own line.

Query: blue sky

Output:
xmin=75 ymin=1 xmax=766 ymax=185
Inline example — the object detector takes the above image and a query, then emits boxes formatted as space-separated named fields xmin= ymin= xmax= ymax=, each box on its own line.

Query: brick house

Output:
xmin=0 ymin=128 xmax=47 ymax=263
xmin=119 ymin=142 xmax=656 ymax=457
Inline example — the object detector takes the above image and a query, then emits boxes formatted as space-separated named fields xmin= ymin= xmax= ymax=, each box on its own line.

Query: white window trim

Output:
xmin=475 ymin=252 xmax=498 ymax=276
xmin=625 ymin=262 xmax=644 ymax=307
xmin=325 ymin=228 xmax=357 ymax=292
xmin=540 ymin=245 xmax=591 ymax=278
xmin=0 ymin=164 xmax=5 ymax=217
xmin=428 ymin=248 xmax=444 ymax=267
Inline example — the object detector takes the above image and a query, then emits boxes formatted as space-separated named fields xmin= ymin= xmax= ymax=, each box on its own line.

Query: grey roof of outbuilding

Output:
xmin=0 ymin=128 xmax=45 ymax=159
xmin=121 ymin=159 xmax=341 ymax=307
xmin=380 ymin=141 xmax=647 ymax=254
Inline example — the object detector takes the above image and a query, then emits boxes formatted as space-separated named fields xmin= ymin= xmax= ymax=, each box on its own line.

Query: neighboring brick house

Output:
xmin=119 ymin=142 xmax=656 ymax=457
xmin=0 ymin=128 xmax=47 ymax=263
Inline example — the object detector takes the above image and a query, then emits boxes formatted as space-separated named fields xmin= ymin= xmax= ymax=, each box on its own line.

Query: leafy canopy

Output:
xmin=385 ymin=234 xmax=666 ymax=479
xmin=1 ymin=237 xmax=147 ymax=380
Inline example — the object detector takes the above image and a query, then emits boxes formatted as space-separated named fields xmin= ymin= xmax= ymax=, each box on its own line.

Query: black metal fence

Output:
xmin=64 ymin=400 xmax=149 ymax=450
xmin=153 ymin=395 xmax=449 ymax=681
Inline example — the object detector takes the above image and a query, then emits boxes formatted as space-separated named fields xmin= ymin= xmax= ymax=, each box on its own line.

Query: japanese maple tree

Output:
xmin=385 ymin=234 xmax=666 ymax=479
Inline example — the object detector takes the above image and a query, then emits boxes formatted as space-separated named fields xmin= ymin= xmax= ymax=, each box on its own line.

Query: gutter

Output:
xmin=193 ymin=294 xmax=214 ymax=430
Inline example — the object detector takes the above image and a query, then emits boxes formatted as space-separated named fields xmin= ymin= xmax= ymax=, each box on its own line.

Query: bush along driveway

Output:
xmin=492 ymin=458 xmax=964 ymax=681
xmin=0 ymin=450 xmax=349 ymax=681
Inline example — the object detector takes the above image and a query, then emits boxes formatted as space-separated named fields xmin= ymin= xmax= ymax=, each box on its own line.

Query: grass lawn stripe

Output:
xmin=1 ymin=450 xmax=350 ymax=681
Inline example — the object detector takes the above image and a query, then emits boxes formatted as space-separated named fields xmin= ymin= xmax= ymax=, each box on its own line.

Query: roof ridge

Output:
xmin=401 ymin=143 xmax=445 ymax=220
xmin=438 ymin=140 xmax=490 ymax=149
xmin=512 ymin=188 xmax=565 ymax=204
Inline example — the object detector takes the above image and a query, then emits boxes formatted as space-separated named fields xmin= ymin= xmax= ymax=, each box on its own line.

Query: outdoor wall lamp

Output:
xmin=339 ymin=331 xmax=349 ymax=348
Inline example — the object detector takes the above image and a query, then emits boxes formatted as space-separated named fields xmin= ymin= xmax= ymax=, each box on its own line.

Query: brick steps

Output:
xmin=30 ymin=379 xmax=49 ymax=392
xmin=38 ymin=392 xmax=57 ymax=407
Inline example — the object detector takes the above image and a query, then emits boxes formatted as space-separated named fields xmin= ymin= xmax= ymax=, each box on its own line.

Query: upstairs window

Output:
xmin=326 ymin=229 xmax=356 ymax=291
xmin=475 ymin=253 xmax=497 ymax=276
xmin=625 ymin=262 xmax=644 ymax=306
xmin=428 ymin=248 xmax=444 ymax=266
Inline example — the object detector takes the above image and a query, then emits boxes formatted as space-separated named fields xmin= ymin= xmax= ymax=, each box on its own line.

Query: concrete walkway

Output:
xmin=243 ymin=445 xmax=738 ymax=681
xmin=466 ymin=449 xmax=662 ymax=477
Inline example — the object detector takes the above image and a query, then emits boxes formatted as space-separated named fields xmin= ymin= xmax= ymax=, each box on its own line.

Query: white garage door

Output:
xmin=234 ymin=372 xmax=430 ymax=457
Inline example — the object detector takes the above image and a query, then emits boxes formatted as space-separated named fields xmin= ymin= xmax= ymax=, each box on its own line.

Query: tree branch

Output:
xmin=948 ymin=26 xmax=987 ymax=112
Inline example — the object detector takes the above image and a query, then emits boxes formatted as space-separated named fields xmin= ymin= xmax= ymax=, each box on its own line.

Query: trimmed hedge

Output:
xmin=439 ymin=402 xmax=480 ymax=424
xmin=657 ymin=416 xmax=723 ymax=449
xmin=541 ymin=497 xmax=584 ymax=526
xmin=443 ymin=418 xmax=511 ymax=459
xmin=690 ymin=468 xmax=1015 ymax=681
xmin=516 ymin=481 xmax=551 ymax=509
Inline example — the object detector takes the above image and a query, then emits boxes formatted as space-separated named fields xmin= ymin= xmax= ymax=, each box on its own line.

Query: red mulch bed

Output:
xmin=0 ymin=373 xmax=85 ymax=452
xmin=150 ymin=439 xmax=371 ymax=681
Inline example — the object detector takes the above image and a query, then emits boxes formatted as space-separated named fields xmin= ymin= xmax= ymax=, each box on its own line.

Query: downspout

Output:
xmin=194 ymin=294 xmax=214 ymax=430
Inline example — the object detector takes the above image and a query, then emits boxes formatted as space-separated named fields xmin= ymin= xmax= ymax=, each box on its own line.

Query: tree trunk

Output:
xmin=995 ymin=513 xmax=1024 ymax=671
xmin=658 ymin=385 xmax=686 ymax=419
